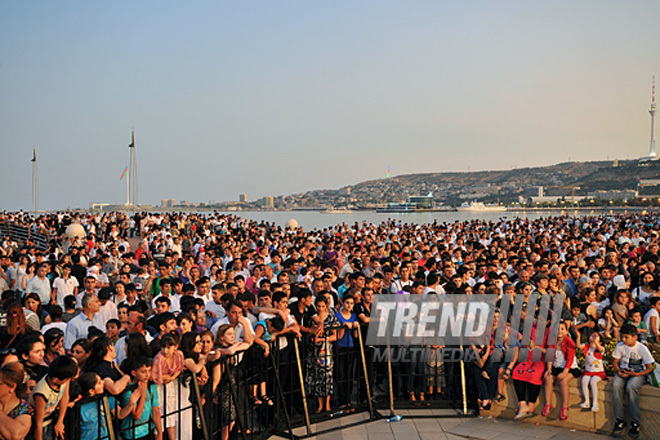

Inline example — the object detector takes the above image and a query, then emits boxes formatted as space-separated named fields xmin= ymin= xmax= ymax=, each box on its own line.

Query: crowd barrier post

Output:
xmin=268 ymin=339 xmax=294 ymax=439
xmin=386 ymin=344 xmax=395 ymax=417
xmin=101 ymin=395 xmax=117 ymax=440
xmin=191 ymin=373 xmax=210 ymax=440
xmin=459 ymin=343 xmax=468 ymax=415
xmin=293 ymin=337 xmax=312 ymax=436
xmin=224 ymin=356 xmax=249 ymax=440
xmin=356 ymin=325 xmax=374 ymax=420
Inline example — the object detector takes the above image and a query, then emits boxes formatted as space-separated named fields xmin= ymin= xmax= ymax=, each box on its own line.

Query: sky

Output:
xmin=1 ymin=1 xmax=660 ymax=211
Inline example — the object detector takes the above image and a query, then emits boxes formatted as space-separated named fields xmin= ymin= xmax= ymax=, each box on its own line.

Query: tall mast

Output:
xmin=31 ymin=148 xmax=39 ymax=212
xmin=650 ymin=76 xmax=657 ymax=158
xmin=128 ymin=130 xmax=138 ymax=206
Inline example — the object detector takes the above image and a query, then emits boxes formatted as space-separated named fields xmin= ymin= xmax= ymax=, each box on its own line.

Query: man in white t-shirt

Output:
xmin=611 ymin=323 xmax=654 ymax=437
xmin=52 ymin=265 xmax=79 ymax=307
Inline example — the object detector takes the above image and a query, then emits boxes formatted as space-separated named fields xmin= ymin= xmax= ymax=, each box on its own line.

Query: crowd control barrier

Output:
xmin=65 ymin=323 xmax=476 ymax=440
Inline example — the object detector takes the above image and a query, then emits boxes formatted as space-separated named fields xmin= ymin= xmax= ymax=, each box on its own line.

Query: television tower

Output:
xmin=650 ymin=76 xmax=657 ymax=158
xmin=128 ymin=130 xmax=138 ymax=206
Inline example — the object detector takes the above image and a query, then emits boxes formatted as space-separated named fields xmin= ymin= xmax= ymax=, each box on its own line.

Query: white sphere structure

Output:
xmin=65 ymin=223 xmax=86 ymax=240
xmin=285 ymin=219 xmax=299 ymax=230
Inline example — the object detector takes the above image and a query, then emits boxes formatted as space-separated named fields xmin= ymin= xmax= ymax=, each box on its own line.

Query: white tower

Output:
xmin=650 ymin=76 xmax=657 ymax=158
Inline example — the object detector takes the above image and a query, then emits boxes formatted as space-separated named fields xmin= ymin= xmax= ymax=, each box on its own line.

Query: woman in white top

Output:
xmin=632 ymin=271 xmax=658 ymax=308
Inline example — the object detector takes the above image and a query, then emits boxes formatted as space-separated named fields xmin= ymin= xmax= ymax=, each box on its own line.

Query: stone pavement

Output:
xmin=273 ymin=408 xmax=614 ymax=440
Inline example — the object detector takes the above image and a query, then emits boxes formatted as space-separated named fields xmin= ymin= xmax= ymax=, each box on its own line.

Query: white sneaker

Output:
xmin=579 ymin=401 xmax=590 ymax=409
xmin=591 ymin=404 xmax=599 ymax=413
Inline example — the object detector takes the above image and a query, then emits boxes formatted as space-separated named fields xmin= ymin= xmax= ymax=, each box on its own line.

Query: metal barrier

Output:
xmin=66 ymin=375 xmax=208 ymax=440
xmin=67 ymin=322 xmax=475 ymax=440
xmin=0 ymin=221 xmax=49 ymax=250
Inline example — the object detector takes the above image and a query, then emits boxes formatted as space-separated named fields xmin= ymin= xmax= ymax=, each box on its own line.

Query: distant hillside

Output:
xmin=250 ymin=159 xmax=660 ymax=209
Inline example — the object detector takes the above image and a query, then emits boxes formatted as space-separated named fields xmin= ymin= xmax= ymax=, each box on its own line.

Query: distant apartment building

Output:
xmin=161 ymin=199 xmax=175 ymax=208
xmin=239 ymin=194 xmax=248 ymax=203
xmin=639 ymin=179 xmax=660 ymax=196
xmin=264 ymin=196 xmax=274 ymax=209
xmin=587 ymin=190 xmax=638 ymax=201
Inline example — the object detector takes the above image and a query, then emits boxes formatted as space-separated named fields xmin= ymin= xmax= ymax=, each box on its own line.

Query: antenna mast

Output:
xmin=31 ymin=148 xmax=39 ymax=212
xmin=128 ymin=130 xmax=138 ymax=206
xmin=650 ymin=76 xmax=657 ymax=158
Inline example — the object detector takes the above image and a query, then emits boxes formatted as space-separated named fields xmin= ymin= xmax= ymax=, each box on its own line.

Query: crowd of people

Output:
xmin=0 ymin=210 xmax=660 ymax=439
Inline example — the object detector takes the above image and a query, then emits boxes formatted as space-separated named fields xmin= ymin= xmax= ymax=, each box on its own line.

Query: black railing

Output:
xmin=65 ymin=323 xmax=475 ymax=440
xmin=0 ymin=221 xmax=49 ymax=250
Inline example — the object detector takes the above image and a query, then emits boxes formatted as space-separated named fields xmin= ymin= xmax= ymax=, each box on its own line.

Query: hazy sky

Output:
xmin=2 ymin=1 xmax=660 ymax=211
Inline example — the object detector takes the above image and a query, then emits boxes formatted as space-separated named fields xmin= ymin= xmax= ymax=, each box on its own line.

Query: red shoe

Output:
xmin=559 ymin=407 xmax=568 ymax=421
xmin=541 ymin=404 xmax=553 ymax=417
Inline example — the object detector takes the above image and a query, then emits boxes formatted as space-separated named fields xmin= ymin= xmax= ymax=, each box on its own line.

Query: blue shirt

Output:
xmin=119 ymin=383 xmax=159 ymax=439
xmin=254 ymin=319 xmax=275 ymax=342
xmin=80 ymin=398 xmax=116 ymax=440
xmin=335 ymin=312 xmax=357 ymax=348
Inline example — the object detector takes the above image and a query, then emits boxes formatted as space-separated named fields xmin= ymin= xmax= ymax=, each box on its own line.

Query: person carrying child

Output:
xmin=611 ymin=323 xmax=655 ymax=439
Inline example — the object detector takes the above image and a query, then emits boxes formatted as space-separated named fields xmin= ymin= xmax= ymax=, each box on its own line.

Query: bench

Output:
xmin=482 ymin=377 xmax=660 ymax=440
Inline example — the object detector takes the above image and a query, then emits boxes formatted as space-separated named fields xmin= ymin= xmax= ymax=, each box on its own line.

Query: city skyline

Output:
xmin=1 ymin=2 xmax=660 ymax=211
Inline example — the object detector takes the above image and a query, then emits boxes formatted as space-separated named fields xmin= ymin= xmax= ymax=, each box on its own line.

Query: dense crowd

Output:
xmin=1 ymin=210 xmax=660 ymax=439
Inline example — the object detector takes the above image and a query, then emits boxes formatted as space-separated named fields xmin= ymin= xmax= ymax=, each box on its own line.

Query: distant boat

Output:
xmin=457 ymin=201 xmax=506 ymax=212
xmin=321 ymin=207 xmax=353 ymax=214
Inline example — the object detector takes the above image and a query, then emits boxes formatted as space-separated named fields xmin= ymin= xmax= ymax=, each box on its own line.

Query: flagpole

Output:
xmin=126 ymin=169 xmax=130 ymax=205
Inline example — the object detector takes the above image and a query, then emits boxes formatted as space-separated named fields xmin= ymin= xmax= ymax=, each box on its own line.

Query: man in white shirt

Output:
xmin=52 ymin=265 xmax=79 ymax=307
xmin=205 ymin=284 xmax=226 ymax=322
xmin=96 ymin=287 xmax=118 ymax=329
xmin=211 ymin=300 xmax=254 ymax=344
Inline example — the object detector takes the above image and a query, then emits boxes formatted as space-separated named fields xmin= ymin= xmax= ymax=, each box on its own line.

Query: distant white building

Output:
xmin=587 ymin=190 xmax=638 ymax=201
xmin=239 ymin=194 xmax=248 ymax=203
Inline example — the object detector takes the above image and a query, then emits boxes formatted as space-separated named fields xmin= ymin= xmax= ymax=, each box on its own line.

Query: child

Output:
xmin=118 ymin=356 xmax=163 ymax=440
xmin=105 ymin=318 xmax=122 ymax=344
xmin=151 ymin=333 xmax=184 ymax=440
xmin=30 ymin=355 xmax=78 ymax=440
xmin=598 ymin=307 xmax=619 ymax=340
xmin=251 ymin=316 xmax=284 ymax=405
xmin=578 ymin=332 xmax=606 ymax=412
xmin=569 ymin=301 xmax=590 ymax=343
xmin=611 ymin=323 xmax=655 ymax=438
xmin=542 ymin=321 xmax=580 ymax=421
xmin=77 ymin=372 xmax=142 ymax=440
xmin=628 ymin=309 xmax=648 ymax=344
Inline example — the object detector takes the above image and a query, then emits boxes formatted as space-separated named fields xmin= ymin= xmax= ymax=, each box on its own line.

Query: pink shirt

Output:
xmin=151 ymin=350 xmax=184 ymax=385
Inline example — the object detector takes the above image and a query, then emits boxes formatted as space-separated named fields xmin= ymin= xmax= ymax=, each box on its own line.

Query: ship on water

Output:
xmin=457 ymin=201 xmax=506 ymax=212
xmin=374 ymin=192 xmax=453 ymax=212
xmin=321 ymin=207 xmax=353 ymax=214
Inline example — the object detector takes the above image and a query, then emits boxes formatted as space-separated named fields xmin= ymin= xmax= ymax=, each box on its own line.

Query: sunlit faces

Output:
xmin=23 ymin=341 xmax=45 ymax=366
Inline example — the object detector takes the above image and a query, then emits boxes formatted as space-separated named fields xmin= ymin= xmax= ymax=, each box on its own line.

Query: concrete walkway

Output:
xmin=274 ymin=409 xmax=614 ymax=440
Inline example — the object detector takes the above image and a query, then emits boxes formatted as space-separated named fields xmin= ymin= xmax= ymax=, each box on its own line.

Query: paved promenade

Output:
xmin=275 ymin=409 xmax=613 ymax=440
